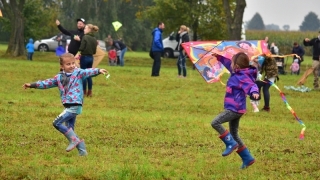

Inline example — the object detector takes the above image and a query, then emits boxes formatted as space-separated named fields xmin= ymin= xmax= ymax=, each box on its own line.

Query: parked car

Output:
xmin=33 ymin=35 xmax=106 ymax=52
xmin=162 ymin=32 xmax=179 ymax=58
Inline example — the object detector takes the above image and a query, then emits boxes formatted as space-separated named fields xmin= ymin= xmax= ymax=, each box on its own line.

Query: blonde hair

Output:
xmin=180 ymin=25 xmax=190 ymax=33
xmin=86 ymin=24 xmax=99 ymax=33
xmin=59 ymin=53 xmax=75 ymax=65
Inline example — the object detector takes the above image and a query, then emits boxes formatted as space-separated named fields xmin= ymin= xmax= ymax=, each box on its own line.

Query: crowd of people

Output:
xmin=22 ymin=17 xmax=320 ymax=170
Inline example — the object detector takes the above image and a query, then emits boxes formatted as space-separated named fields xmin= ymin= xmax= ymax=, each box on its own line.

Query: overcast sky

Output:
xmin=243 ymin=0 xmax=320 ymax=30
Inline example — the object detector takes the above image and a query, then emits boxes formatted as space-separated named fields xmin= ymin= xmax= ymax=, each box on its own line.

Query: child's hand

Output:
xmin=22 ymin=83 xmax=31 ymax=89
xmin=99 ymin=69 xmax=107 ymax=74
xmin=252 ymin=93 xmax=259 ymax=99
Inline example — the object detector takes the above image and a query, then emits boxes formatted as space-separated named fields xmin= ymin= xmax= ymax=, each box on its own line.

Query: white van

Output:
xmin=162 ymin=32 xmax=179 ymax=58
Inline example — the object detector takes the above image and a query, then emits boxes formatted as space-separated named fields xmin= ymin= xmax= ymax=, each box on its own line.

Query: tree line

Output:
xmin=246 ymin=12 xmax=320 ymax=31
xmin=0 ymin=0 xmax=245 ymax=57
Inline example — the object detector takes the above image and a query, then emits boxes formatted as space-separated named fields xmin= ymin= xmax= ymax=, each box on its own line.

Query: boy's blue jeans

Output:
xmin=53 ymin=109 xmax=77 ymax=134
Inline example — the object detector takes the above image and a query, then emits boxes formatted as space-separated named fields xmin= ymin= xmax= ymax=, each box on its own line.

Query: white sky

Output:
xmin=243 ymin=0 xmax=320 ymax=30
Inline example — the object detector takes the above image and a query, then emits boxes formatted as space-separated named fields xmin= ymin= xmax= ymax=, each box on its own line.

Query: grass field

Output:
xmin=1 ymin=45 xmax=320 ymax=179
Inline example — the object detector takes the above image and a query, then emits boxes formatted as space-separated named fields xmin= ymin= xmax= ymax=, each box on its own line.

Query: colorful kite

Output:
xmin=181 ymin=40 xmax=270 ymax=83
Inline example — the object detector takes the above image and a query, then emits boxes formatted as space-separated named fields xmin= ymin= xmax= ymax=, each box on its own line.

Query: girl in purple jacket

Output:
xmin=211 ymin=52 xmax=259 ymax=169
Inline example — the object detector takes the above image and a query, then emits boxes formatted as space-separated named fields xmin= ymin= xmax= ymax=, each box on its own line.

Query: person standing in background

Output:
xmin=56 ymin=18 xmax=86 ymax=56
xmin=291 ymin=42 xmax=305 ymax=75
xmin=25 ymin=38 xmax=34 ymax=61
xmin=151 ymin=22 xmax=165 ymax=77
xmin=175 ymin=25 xmax=190 ymax=78
xmin=75 ymin=24 xmax=99 ymax=97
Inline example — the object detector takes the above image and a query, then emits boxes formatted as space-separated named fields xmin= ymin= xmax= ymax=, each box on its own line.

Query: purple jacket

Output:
xmin=217 ymin=55 xmax=259 ymax=113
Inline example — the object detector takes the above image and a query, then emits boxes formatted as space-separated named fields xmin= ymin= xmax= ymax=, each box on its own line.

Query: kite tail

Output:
xmin=263 ymin=80 xmax=306 ymax=139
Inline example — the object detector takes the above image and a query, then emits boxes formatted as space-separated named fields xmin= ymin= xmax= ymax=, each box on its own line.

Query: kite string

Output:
xmin=260 ymin=79 xmax=306 ymax=139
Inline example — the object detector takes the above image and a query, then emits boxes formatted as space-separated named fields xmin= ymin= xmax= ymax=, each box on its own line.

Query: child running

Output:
xmin=211 ymin=52 xmax=259 ymax=169
xmin=22 ymin=53 xmax=107 ymax=156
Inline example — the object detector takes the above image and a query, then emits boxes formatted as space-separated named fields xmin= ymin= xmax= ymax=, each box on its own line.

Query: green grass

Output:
xmin=1 ymin=45 xmax=320 ymax=179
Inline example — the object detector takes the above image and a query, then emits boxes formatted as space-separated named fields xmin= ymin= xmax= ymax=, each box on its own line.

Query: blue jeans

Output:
xmin=27 ymin=52 xmax=33 ymax=60
xmin=119 ymin=48 xmax=127 ymax=66
xmin=53 ymin=109 xmax=77 ymax=134
xmin=177 ymin=51 xmax=187 ymax=77
xmin=80 ymin=55 xmax=93 ymax=91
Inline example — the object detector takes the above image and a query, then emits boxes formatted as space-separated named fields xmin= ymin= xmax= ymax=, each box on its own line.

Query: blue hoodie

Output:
xmin=26 ymin=38 xmax=34 ymax=53
xmin=151 ymin=27 xmax=164 ymax=52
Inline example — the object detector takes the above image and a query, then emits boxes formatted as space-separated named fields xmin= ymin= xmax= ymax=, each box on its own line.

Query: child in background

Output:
xmin=26 ymin=38 xmax=35 ymax=61
xmin=22 ymin=53 xmax=107 ymax=156
xmin=290 ymin=59 xmax=300 ymax=75
xmin=211 ymin=52 xmax=259 ymax=169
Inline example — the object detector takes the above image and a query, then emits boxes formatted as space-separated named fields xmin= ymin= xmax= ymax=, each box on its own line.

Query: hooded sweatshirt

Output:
xmin=151 ymin=27 xmax=164 ymax=52
xmin=26 ymin=38 xmax=34 ymax=53
xmin=216 ymin=55 xmax=259 ymax=114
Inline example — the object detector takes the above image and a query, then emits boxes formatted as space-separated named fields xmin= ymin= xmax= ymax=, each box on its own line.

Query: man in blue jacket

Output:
xmin=151 ymin=22 xmax=165 ymax=77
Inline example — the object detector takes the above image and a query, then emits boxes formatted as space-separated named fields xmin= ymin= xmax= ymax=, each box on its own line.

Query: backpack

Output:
xmin=291 ymin=63 xmax=299 ymax=72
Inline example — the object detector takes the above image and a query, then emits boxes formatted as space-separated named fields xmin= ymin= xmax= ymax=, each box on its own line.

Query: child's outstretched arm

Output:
xmin=212 ymin=53 xmax=232 ymax=73
xmin=80 ymin=68 xmax=108 ymax=80
xmin=22 ymin=77 xmax=58 ymax=90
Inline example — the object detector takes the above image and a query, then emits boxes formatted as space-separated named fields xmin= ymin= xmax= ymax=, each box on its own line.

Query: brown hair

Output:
xmin=86 ymin=24 xmax=99 ymax=33
xmin=232 ymin=52 xmax=250 ymax=69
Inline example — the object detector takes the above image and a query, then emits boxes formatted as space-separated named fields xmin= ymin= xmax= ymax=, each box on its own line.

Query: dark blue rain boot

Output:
xmin=236 ymin=146 xmax=255 ymax=169
xmin=76 ymin=140 xmax=88 ymax=156
xmin=219 ymin=130 xmax=238 ymax=156
xmin=64 ymin=128 xmax=81 ymax=152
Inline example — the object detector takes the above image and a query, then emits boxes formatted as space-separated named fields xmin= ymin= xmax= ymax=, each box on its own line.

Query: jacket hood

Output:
xmin=29 ymin=38 xmax=33 ymax=43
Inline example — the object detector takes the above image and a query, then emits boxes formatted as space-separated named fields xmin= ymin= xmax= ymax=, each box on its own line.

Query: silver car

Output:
xmin=33 ymin=35 xmax=106 ymax=52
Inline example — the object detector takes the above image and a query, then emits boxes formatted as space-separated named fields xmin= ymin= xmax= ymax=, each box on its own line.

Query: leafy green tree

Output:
xmin=247 ymin=12 xmax=265 ymax=30
xmin=0 ymin=0 xmax=27 ymax=56
xmin=140 ymin=0 xmax=227 ymax=41
xmin=300 ymin=12 xmax=320 ymax=31
xmin=0 ymin=0 xmax=59 ymax=56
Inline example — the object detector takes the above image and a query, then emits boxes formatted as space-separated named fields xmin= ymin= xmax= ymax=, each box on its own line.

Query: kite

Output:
xmin=112 ymin=21 xmax=122 ymax=32
xmin=93 ymin=46 xmax=106 ymax=68
xmin=260 ymin=79 xmax=306 ymax=140
xmin=181 ymin=40 xmax=270 ymax=83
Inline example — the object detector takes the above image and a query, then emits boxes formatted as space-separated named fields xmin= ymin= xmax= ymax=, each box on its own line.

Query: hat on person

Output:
xmin=294 ymin=59 xmax=299 ymax=63
xmin=76 ymin=18 xmax=85 ymax=24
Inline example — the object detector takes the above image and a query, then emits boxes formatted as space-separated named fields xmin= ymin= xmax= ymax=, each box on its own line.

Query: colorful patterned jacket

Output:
xmin=217 ymin=55 xmax=259 ymax=114
xmin=30 ymin=68 xmax=100 ymax=105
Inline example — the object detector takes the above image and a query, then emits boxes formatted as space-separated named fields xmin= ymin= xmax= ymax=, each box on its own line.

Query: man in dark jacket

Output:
xmin=291 ymin=42 xmax=305 ymax=75
xmin=55 ymin=18 xmax=86 ymax=55
xmin=303 ymin=31 xmax=320 ymax=89
xmin=151 ymin=22 xmax=165 ymax=77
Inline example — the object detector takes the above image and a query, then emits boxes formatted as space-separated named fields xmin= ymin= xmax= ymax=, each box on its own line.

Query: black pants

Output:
xmin=151 ymin=51 xmax=162 ymax=76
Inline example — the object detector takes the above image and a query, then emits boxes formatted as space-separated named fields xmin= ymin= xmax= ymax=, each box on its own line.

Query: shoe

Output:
xmin=237 ymin=146 xmax=255 ymax=169
xmin=64 ymin=128 xmax=81 ymax=152
xmin=219 ymin=130 xmax=238 ymax=156
xmin=87 ymin=90 xmax=92 ymax=97
xmin=261 ymin=106 xmax=270 ymax=112
xmin=250 ymin=100 xmax=259 ymax=112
